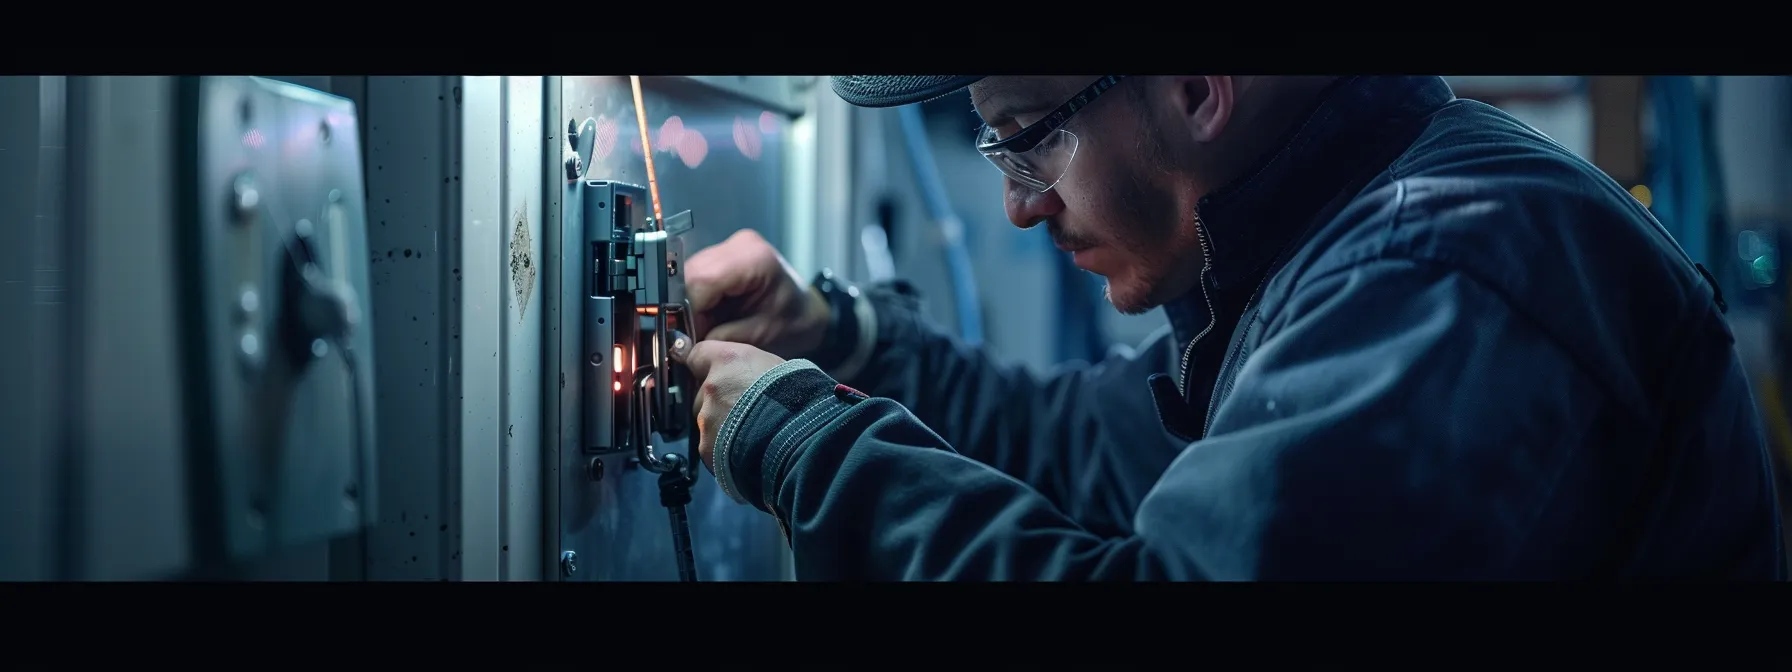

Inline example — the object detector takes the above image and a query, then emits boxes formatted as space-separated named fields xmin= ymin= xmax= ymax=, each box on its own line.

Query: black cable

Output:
xmin=633 ymin=319 xmax=701 ymax=581
xmin=658 ymin=462 xmax=698 ymax=582
xmin=673 ymin=335 xmax=701 ymax=582
xmin=668 ymin=455 xmax=699 ymax=581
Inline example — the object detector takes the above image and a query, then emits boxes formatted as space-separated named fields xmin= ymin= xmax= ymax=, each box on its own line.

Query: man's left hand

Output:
xmin=671 ymin=340 xmax=785 ymax=472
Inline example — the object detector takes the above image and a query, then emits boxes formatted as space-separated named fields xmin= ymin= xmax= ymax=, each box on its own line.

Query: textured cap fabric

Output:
xmin=830 ymin=75 xmax=987 ymax=108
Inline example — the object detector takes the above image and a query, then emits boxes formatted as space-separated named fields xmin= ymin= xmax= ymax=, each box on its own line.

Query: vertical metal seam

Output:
xmin=55 ymin=76 xmax=90 ymax=581
xmin=441 ymin=75 xmax=465 ymax=581
xmin=539 ymin=76 xmax=563 ymax=582
xmin=496 ymin=76 xmax=512 ymax=581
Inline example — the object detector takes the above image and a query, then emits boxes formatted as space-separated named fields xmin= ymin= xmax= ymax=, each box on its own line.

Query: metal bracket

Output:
xmin=183 ymin=76 xmax=379 ymax=568
xmin=566 ymin=117 xmax=597 ymax=181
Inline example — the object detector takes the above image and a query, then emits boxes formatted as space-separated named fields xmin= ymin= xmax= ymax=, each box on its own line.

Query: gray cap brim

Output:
xmin=830 ymin=75 xmax=987 ymax=108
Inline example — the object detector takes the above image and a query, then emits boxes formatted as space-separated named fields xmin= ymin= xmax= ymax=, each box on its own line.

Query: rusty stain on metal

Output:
xmin=509 ymin=200 xmax=535 ymax=321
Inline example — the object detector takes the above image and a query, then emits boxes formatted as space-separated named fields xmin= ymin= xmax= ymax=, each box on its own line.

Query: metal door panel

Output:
xmin=552 ymin=76 xmax=796 ymax=581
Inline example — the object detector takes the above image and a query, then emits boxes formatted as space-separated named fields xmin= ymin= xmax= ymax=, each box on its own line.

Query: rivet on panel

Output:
xmin=560 ymin=551 xmax=578 ymax=576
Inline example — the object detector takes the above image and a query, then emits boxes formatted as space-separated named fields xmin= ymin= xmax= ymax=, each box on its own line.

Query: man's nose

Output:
xmin=1004 ymin=178 xmax=1064 ymax=230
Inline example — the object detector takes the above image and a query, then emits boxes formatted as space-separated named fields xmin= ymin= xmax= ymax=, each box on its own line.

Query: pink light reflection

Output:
xmin=733 ymin=116 xmax=763 ymax=161
xmin=678 ymin=128 xmax=708 ymax=168
xmin=242 ymin=129 xmax=266 ymax=150
xmin=759 ymin=111 xmax=779 ymax=135
xmin=593 ymin=115 xmax=619 ymax=161
xmin=657 ymin=116 xmax=686 ymax=151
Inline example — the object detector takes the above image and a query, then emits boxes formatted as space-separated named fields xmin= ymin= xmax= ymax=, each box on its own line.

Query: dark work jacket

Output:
xmin=708 ymin=75 xmax=1787 ymax=580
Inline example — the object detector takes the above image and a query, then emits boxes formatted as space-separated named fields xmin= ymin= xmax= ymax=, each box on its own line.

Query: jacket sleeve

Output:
xmin=821 ymin=280 xmax=1188 ymax=537
xmin=716 ymin=258 xmax=1606 ymax=580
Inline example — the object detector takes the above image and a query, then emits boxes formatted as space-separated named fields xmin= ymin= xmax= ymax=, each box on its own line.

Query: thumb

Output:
xmin=677 ymin=340 xmax=721 ymax=381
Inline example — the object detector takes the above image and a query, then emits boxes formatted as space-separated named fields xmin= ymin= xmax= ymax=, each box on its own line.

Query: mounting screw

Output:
xmin=232 ymin=173 xmax=260 ymax=222
xmin=587 ymin=456 xmax=605 ymax=482
xmin=560 ymin=550 xmax=578 ymax=577
xmin=237 ymin=331 xmax=264 ymax=374
xmin=236 ymin=287 xmax=259 ymax=320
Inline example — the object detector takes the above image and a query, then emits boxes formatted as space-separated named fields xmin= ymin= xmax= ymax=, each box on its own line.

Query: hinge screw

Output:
xmin=560 ymin=550 xmax=578 ymax=577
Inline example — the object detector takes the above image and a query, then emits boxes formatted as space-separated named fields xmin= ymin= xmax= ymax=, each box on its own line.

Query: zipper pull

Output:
xmin=1149 ymin=373 xmax=1201 ymax=442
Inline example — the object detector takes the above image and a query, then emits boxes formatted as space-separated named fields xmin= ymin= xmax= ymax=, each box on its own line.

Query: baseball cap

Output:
xmin=830 ymin=76 xmax=987 ymax=108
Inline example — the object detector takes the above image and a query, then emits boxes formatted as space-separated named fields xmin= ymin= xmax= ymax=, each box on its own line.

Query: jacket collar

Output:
xmin=1162 ymin=76 xmax=1457 ymax=345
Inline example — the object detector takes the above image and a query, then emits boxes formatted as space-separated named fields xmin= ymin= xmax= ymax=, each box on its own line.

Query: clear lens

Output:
xmin=979 ymin=126 xmax=1080 ymax=193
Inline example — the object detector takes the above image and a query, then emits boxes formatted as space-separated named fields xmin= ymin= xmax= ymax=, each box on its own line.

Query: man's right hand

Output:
xmin=684 ymin=229 xmax=832 ymax=360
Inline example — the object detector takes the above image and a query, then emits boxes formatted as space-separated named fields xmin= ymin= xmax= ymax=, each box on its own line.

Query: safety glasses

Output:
xmin=975 ymin=75 xmax=1128 ymax=193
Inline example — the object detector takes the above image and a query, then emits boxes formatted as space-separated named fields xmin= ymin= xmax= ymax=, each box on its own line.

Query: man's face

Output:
xmin=969 ymin=76 xmax=1205 ymax=315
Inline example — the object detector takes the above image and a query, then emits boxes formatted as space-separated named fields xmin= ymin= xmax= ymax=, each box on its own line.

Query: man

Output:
xmin=671 ymin=75 xmax=1786 ymax=579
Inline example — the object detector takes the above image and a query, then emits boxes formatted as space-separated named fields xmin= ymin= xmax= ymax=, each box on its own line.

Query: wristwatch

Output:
xmin=806 ymin=268 xmax=860 ymax=371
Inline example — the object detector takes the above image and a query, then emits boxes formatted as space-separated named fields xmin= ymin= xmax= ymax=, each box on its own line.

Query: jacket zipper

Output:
xmin=1177 ymin=203 xmax=1218 ymax=398
xmin=1203 ymin=263 xmax=1276 ymax=434
xmin=1180 ymin=201 xmax=1293 ymax=438
xmin=1196 ymin=171 xmax=1379 ymax=433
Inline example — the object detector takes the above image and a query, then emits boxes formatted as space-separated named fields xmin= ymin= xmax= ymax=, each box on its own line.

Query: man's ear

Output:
xmin=1165 ymin=76 xmax=1235 ymax=142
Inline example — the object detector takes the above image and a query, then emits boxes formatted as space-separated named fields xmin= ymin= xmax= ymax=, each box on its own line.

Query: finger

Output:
xmin=690 ymin=306 xmax=741 ymax=344
xmin=684 ymin=245 xmax=762 ymax=316
xmin=680 ymin=340 xmax=723 ymax=381
xmin=698 ymin=426 xmax=718 ymax=473
xmin=689 ymin=382 xmax=706 ymax=431
xmin=686 ymin=359 xmax=716 ymax=472
xmin=690 ymin=310 xmax=713 ymax=343
xmin=702 ymin=317 xmax=772 ymax=346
